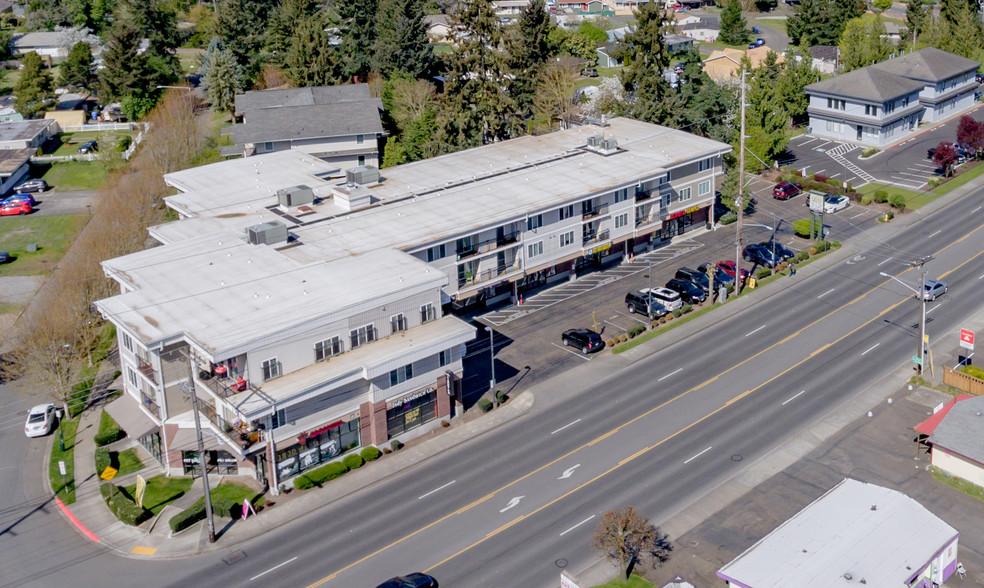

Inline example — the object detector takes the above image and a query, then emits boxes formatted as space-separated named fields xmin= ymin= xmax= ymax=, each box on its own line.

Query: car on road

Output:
xmin=743 ymin=244 xmax=782 ymax=268
xmin=772 ymin=181 xmax=802 ymax=200
xmin=625 ymin=290 xmax=668 ymax=318
xmin=14 ymin=178 xmax=48 ymax=193
xmin=665 ymin=277 xmax=707 ymax=304
xmin=376 ymin=573 xmax=439 ymax=588
xmin=0 ymin=200 xmax=32 ymax=215
xmin=748 ymin=38 xmax=765 ymax=49
xmin=25 ymin=403 xmax=57 ymax=438
xmin=758 ymin=240 xmax=795 ymax=260
xmin=561 ymin=328 xmax=604 ymax=354
xmin=77 ymin=140 xmax=98 ymax=154
xmin=675 ymin=267 xmax=710 ymax=292
xmin=927 ymin=147 xmax=936 ymax=160
xmin=716 ymin=260 xmax=749 ymax=282
xmin=823 ymin=194 xmax=850 ymax=213
xmin=922 ymin=280 xmax=947 ymax=300
xmin=2 ymin=193 xmax=37 ymax=206
xmin=648 ymin=286 xmax=683 ymax=311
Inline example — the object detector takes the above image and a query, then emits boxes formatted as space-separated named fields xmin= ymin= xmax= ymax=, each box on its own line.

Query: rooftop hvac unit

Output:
xmin=600 ymin=138 xmax=618 ymax=151
xmin=246 ymin=220 xmax=288 ymax=245
xmin=586 ymin=135 xmax=603 ymax=147
xmin=276 ymin=185 xmax=314 ymax=208
xmin=346 ymin=165 xmax=380 ymax=185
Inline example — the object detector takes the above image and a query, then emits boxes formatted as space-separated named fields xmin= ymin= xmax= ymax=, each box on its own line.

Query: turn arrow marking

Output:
xmin=557 ymin=464 xmax=581 ymax=480
xmin=499 ymin=496 xmax=525 ymax=513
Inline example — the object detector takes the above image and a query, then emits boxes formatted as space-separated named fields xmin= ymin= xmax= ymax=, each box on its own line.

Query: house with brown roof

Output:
xmin=702 ymin=46 xmax=783 ymax=83
xmin=916 ymin=394 xmax=984 ymax=488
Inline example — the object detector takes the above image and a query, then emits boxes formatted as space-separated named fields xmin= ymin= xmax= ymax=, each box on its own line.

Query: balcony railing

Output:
xmin=635 ymin=190 xmax=654 ymax=202
xmin=140 ymin=391 xmax=160 ymax=418
xmin=199 ymin=401 xmax=257 ymax=451
xmin=456 ymin=231 xmax=521 ymax=260
xmin=582 ymin=204 xmax=609 ymax=220
xmin=202 ymin=373 xmax=257 ymax=399
xmin=582 ymin=229 xmax=610 ymax=246
xmin=135 ymin=355 xmax=157 ymax=385
xmin=636 ymin=214 xmax=660 ymax=228
xmin=457 ymin=261 xmax=520 ymax=288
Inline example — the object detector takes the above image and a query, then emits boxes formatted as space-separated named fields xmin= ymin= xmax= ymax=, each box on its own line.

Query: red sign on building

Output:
xmin=960 ymin=329 xmax=975 ymax=350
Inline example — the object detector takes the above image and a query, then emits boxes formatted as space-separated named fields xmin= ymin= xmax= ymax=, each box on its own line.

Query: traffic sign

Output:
xmin=960 ymin=329 xmax=975 ymax=350
xmin=912 ymin=356 xmax=923 ymax=365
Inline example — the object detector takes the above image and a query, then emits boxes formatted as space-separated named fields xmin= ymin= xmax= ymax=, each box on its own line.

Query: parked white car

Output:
xmin=24 ymin=403 xmax=57 ymax=438
xmin=823 ymin=195 xmax=849 ymax=213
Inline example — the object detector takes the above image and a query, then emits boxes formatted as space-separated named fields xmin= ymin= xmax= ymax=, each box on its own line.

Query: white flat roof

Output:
xmin=96 ymin=237 xmax=446 ymax=356
xmin=717 ymin=478 xmax=958 ymax=587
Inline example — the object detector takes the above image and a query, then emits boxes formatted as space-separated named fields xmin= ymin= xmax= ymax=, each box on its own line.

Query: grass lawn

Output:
xmin=857 ymin=183 xmax=934 ymax=210
xmin=49 ymin=417 xmax=78 ymax=505
xmin=931 ymin=160 xmax=984 ymax=196
xmin=96 ymin=410 xmax=123 ymax=443
xmin=0 ymin=214 xmax=89 ymax=277
xmin=31 ymin=161 xmax=108 ymax=191
xmin=116 ymin=448 xmax=144 ymax=476
xmin=49 ymin=131 xmax=134 ymax=157
xmin=0 ymin=68 xmax=20 ymax=95
xmin=753 ymin=16 xmax=787 ymax=35
xmin=593 ymin=575 xmax=655 ymax=588
xmin=124 ymin=475 xmax=193 ymax=515
xmin=95 ymin=446 xmax=144 ymax=478
xmin=187 ymin=480 xmax=267 ymax=516
xmin=931 ymin=466 xmax=984 ymax=503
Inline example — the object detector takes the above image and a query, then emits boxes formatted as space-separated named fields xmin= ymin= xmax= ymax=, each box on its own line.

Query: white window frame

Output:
xmin=127 ymin=366 xmax=138 ymax=387
xmin=420 ymin=303 xmax=437 ymax=323
xmin=357 ymin=134 xmax=365 ymax=144
xmin=391 ymin=313 xmax=408 ymax=334
xmin=350 ymin=324 xmax=375 ymax=349
xmin=679 ymin=187 xmax=692 ymax=201
xmin=426 ymin=244 xmax=446 ymax=262
xmin=527 ymin=241 xmax=543 ymax=258
xmin=698 ymin=158 xmax=712 ymax=172
xmin=315 ymin=336 xmax=343 ymax=362
xmin=698 ymin=180 xmax=710 ymax=197
xmin=615 ymin=213 xmax=628 ymax=229
xmin=389 ymin=363 xmax=413 ymax=386
xmin=559 ymin=230 xmax=575 ymax=247
xmin=261 ymin=357 xmax=282 ymax=381
xmin=559 ymin=204 xmax=575 ymax=220
xmin=439 ymin=348 xmax=452 ymax=367
xmin=527 ymin=214 xmax=543 ymax=230
xmin=271 ymin=408 xmax=287 ymax=429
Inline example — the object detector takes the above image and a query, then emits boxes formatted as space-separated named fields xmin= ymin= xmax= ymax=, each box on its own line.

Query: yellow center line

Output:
xmin=308 ymin=223 xmax=984 ymax=588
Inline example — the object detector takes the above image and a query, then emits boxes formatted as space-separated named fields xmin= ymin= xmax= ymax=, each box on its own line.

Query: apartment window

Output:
xmin=559 ymin=204 xmax=575 ymax=220
xmin=121 ymin=332 xmax=133 ymax=353
xmin=391 ymin=313 xmax=408 ymax=334
xmin=455 ymin=236 xmax=473 ymax=255
xmin=614 ymin=188 xmax=630 ymax=202
xmin=439 ymin=348 xmax=452 ymax=367
xmin=826 ymin=120 xmax=842 ymax=133
xmin=356 ymin=134 xmax=365 ymax=144
xmin=315 ymin=336 xmax=343 ymax=362
xmin=865 ymin=104 xmax=878 ymax=116
xmin=421 ymin=303 xmax=437 ymax=323
xmin=358 ymin=155 xmax=365 ymax=166
xmin=698 ymin=180 xmax=710 ymax=197
xmin=264 ymin=142 xmax=273 ymax=151
xmin=426 ymin=244 xmax=446 ymax=262
xmin=527 ymin=214 xmax=543 ymax=230
xmin=884 ymin=101 xmax=896 ymax=114
xmin=559 ymin=230 xmax=575 ymax=247
xmin=679 ymin=187 xmax=692 ymax=201
xmin=826 ymin=98 xmax=845 ymax=110
xmin=350 ymin=324 xmax=376 ymax=349
xmin=389 ymin=363 xmax=413 ymax=386
xmin=527 ymin=241 xmax=543 ymax=258
xmin=657 ymin=174 xmax=669 ymax=185
xmin=698 ymin=158 xmax=713 ymax=172
xmin=261 ymin=358 xmax=282 ymax=381
xmin=271 ymin=408 xmax=287 ymax=429
xmin=615 ymin=213 xmax=628 ymax=229
xmin=127 ymin=366 xmax=138 ymax=387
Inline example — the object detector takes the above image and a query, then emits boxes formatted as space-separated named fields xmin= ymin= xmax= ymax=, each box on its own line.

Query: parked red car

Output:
xmin=772 ymin=181 xmax=802 ymax=200
xmin=0 ymin=200 xmax=32 ymax=215
xmin=716 ymin=260 xmax=750 ymax=281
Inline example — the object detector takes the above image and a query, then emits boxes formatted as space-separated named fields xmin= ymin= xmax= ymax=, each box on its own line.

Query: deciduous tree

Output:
xmin=533 ymin=60 xmax=580 ymax=130
xmin=594 ymin=506 xmax=672 ymax=580
xmin=956 ymin=115 xmax=984 ymax=157
xmin=933 ymin=141 xmax=958 ymax=176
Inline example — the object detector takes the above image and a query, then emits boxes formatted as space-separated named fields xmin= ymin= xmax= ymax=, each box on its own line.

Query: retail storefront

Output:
xmin=386 ymin=386 xmax=438 ymax=438
xmin=139 ymin=431 xmax=164 ymax=467
xmin=274 ymin=412 xmax=361 ymax=482
xmin=661 ymin=205 xmax=705 ymax=238
xmin=181 ymin=449 xmax=241 ymax=476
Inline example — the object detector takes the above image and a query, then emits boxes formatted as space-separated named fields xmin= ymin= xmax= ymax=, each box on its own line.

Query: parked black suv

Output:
xmin=758 ymin=241 xmax=794 ymax=260
xmin=675 ymin=267 xmax=709 ymax=292
xmin=697 ymin=262 xmax=734 ymax=287
xmin=665 ymin=278 xmax=706 ymax=304
xmin=625 ymin=290 xmax=668 ymax=318
xmin=743 ymin=244 xmax=781 ymax=268
xmin=561 ymin=328 xmax=604 ymax=354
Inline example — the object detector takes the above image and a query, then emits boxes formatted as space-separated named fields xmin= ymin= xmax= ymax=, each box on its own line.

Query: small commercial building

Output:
xmin=919 ymin=394 xmax=984 ymax=488
xmin=717 ymin=478 xmax=960 ymax=588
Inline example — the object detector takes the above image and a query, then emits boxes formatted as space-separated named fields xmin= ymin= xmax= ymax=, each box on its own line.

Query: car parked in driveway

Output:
xmin=823 ymin=194 xmax=849 ymax=213
xmin=561 ymin=328 xmax=604 ymax=354
xmin=77 ymin=140 xmax=98 ymax=154
xmin=743 ymin=244 xmax=781 ymax=268
xmin=0 ymin=250 xmax=10 ymax=263
xmin=14 ymin=178 xmax=48 ymax=193
xmin=625 ymin=290 xmax=668 ymax=318
xmin=25 ymin=403 xmax=57 ymax=438
xmin=758 ymin=240 xmax=795 ymax=260
xmin=376 ymin=573 xmax=439 ymax=588
xmin=665 ymin=277 xmax=706 ymax=304
xmin=922 ymin=280 xmax=947 ymax=300
xmin=772 ymin=181 xmax=802 ymax=200
xmin=0 ymin=200 xmax=32 ymax=215
xmin=2 ymin=193 xmax=37 ymax=206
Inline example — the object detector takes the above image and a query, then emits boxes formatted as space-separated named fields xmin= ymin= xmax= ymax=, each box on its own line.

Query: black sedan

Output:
xmin=561 ymin=328 xmax=604 ymax=354
xmin=743 ymin=244 xmax=782 ymax=268
xmin=665 ymin=278 xmax=707 ymax=304
xmin=376 ymin=573 xmax=439 ymax=588
xmin=758 ymin=240 xmax=795 ymax=260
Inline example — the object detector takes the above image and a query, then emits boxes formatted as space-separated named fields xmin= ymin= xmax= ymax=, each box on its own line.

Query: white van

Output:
xmin=643 ymin=287 xmax=682 ymax=311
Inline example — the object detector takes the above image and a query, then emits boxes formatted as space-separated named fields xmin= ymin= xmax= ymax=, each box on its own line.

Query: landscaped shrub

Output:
xmin=302 ymin=461 xmax=350 ymax=486
xmin=672 ymin=309 xmax=683 ymax=318
xmin=873 ymin=190 xmax=888 ymax=203
xmin=117 ymin=135 xmax=132 ymax=152
xmin=390 ymin=439 xmax=403 ymax=451
xmin=797 ymin=250 xmax=809 ymax=262
xmin=360 ymin=446 xmax=381 ymax=462
xmin=960 ymin=365 xmax=984 ymax=380
xmin=718 ymin=211 xmax=737 ymax=225
xmin=95 ymin=447 xmax=110 ymax=474
xmin=885 ymin=210 xmax=895 ymax=220
xmin=212 ymin=497 xmax=236 ymax=518
xmin=94 ymin=410 xmax=126 ymax=446
xmin=608 ymin=338 xmax=617 ymax=347
xmin=495 ymin=389 xmax=508 ymax=404
xmin=861 ymin=147 xmax=878 ymax=157
xmin=825 ymin=178 xmax=841 ymax=190
xmin=100 ymin=483 xmax=151 ymax=526
xmin=294 ymin=475 xmax=315 ymax=490
xmin=619 ymin=334 xmax=627 ymax=342
xmin=756 ymin=267 xmax=772 ymax=280
xmin=627 ymin=324 xmax=646 ymax=338
xmin=169 ymin=500 xmax=206 ymax=533
xmin=813 ymin=173 xmax=829 ymax=183
xmin=478 ymin=398 xmax=493 ymax=412
xmin=889 ymin=194 xmax=905 ymax=212
xmin=860 ymin=195 xmax=872 ymax=205
xmin=343 ymin=454 xmax=364 ymax=470
xmin=815 ymin=240 xmax=831 ymax=252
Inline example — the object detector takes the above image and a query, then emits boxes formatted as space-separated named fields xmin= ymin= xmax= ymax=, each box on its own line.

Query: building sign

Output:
xmin=298 ymin=420 xmax=343 ymax=444
xmin=388 ymin=387 xmax=437 ymax=409
xmin=591 ymin=243 xmax=611 ymax=255
xmin=668 ymin=205 xmax=700 ymax=220
xmin=960 ymin=328 xmax=975 ymax=350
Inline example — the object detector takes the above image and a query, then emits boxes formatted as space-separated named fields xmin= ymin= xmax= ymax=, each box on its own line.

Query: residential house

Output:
xmin=703 ymin=46 xmax=782 ymax=83
xmin=0 ymin=119 xmax=56 ymax=150
xmin=664 ymin=33 xmax=694 ymax=54
xmin=918 ymin=394 xmax=984 ymax=488
xmin=805 ymin=47 xmax=979 ymax=146
xmin=808 ymin=45 xmax=838 ymax=74
xmin=9 ymin=29 xmax=101 ymax=61
xmin=0 ymin=149 xmax=34 ymax=194
xmin=423 ymin=14 xmax=451 ymax=41
xmin=597 ymin=43 xmax=620 ymax=68
xmin=96 ymin=118 xmax=730 ymax=489
xmin=718 ymin=478 xmax=960 ymax=588
xmin=225 ymin=84 xmax=384 ymax=169
xmin=494 ymin=0 xmax=530 ymax=15
xmin=608 ymin=0 xmax=652 ymax=16
xmin=677 ymin=18 xmax=719 ymax=42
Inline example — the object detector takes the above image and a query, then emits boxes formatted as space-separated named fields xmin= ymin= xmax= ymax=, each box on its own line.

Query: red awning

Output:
xmin=915 ymin=394 xmax=974 ymax=435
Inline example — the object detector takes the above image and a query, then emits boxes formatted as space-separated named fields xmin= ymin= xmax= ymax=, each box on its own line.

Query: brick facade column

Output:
xmin=436 ymin=374 xmax=451 ymax=419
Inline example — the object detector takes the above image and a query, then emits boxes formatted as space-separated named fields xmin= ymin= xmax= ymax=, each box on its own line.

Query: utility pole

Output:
xmin=735 ymin=67 xmax=747 ymax=292
xmin=911 ymin=256 xmax=934 ymax=376
xmin=488 ymin=327 xmax=496 ymax=392
xmin=183 ymin=352 xmax=216 ymax=543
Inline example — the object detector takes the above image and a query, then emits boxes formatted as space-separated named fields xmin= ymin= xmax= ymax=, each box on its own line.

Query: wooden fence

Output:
xmin=942 ymin=366 xmax=984 ymax=395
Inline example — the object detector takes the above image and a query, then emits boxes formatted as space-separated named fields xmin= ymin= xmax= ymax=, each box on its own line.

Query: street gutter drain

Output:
xmin=223 ymin=550 xmax=247 ymax=565
xmin=731 ymin=454 xmax=743 ymax=462
xmin=555 ymin=559 xmax=568 ymax=568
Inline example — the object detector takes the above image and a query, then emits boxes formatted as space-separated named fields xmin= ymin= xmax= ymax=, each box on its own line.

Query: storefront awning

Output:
xmin=105 ymin=394 xmax=159 ymax=440
xmin=167 ymin=426 xmax=244 ymax=459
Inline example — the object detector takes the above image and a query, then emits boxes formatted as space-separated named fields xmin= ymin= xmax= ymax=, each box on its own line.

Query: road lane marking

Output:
xmin=558 ymin=465 xmax=581 ymax=480
xmin=250 ymin=557 xmax=298 ymax=581
xmin=877 ymin=257 xmax=893 ymax=266
xmin=551 ymin=419 xmax=581 ymax=435
xmin=500 ymin=496 xmax=524 ymax=513
xmin=658 ymin=368 xmax=683 ymax=382
xmin=551 ymin=342 xmax=592 ymax=360
xmin=419 ymin=481 xmax=456 ymax=500
xmin=310 ymin=222 xmax=984 ymax=588
xmin=927 ymin=303 xmax=941 ymax=314
xmin=861 ymin=343 xmax=880 ymax=356
xmin=781 ymin=390 xmax=806 ymax=405
xmin=559 ymin=515 xmax=595 ymax=536
xmin=744 ymin=325 xmax=767 ymax=337
xmin=974 ymin=206 xmax=982 ymax=213
xmin=849 ymin=211 xmax=866 ymax=219
xmin=928 ymin=230 xmax=942 ymax=239
xmin=684 ymin=446 xmax=713 ymax=464
xmin=817 ymin=288 xmax=835 ymax=298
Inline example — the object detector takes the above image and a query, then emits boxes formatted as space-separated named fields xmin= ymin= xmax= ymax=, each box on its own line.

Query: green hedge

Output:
xmin=718 ymin=211 xmax=737 ymax=225
xmin=293 ymin=460 xmax=350 ymax=490
xmin=755 ymin=267 xmax=772 ymax=280
xmin=100 ymin=483 xmax=150 ymax=526
xmin=478 ymin=398 xmax=493 ymax=412
xmin=95 ymin=447 xmax=110 ymax=475
xmin=94 ymin=410 xmax=126 ymax=446
xmin=360 ymin=446 xmax=381 ymax=462
xmin=793 ymin=218 xmax=822 ymax=238
xmin=627 ymin=324 xmax=646 ymax=338
xmin=342 ymin=454 xmax=364 ymax=470
xmin=169 ymin=500 xmax=206 ymax=533
xmin=960 ymin=364 xmax=984 ymax=380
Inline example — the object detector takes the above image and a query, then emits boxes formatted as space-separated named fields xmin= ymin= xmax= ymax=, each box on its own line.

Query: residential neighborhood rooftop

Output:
xmin=227 ymin=101 xmax=384 ymax=144
xmin=234 ymin=83 xmax=374 ymax=114
xmin=871 ymin=46 xmax=981 ymax=83
xmin=0 ymin=148 xmax=33 ymax=174
xmin=805 ymin=66 xmax=926 ymax=102
xmin=0 ymin=118 xmax=53 ymax=142
xmin=928 ymin=394 xmax=984 ymax=464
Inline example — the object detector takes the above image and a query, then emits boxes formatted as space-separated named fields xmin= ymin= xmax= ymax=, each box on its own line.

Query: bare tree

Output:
xmin=533 ymin=61 xmax=581 ymax=131
xmin=594 ymin=506 xmax=672 ymax=580
xmin=389 ymin=78 xmax=437 ymax=128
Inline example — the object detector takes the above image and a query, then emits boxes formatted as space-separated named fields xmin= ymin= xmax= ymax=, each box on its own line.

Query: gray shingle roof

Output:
xmin=872 ymin=46 xmax=980 ymax=83
xmin=230 ymin=101 xmax=383 ymax=144
xmin=234 ymin=84 xmax=372 ymax=115
xmin=928 ymin=394 xmax=984 ymax=464
xmin=805 ymin=66 xmax=924 ymax=102
xmin=0 ymin=119 xmax=54 ymax=142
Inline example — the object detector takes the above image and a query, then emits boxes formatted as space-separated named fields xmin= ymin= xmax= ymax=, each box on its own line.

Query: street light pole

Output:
xmin=735 ymin=67 xmax=747 ymax=293
xmin=880 ymin=255 xmax=934 ymax=376
xmin=181 ymin=351 xmax=216 ymax=543
xmin=488 ymin=327 xmax=496 ymax=392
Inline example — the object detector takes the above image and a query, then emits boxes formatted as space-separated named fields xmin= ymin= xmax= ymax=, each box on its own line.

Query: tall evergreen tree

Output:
xmin=213 ymin=0 xmax=279 ymax=75
xmin=507 ymin=0 xmax=554 ymax=116
xmin=202 ymin=46 xmax=245 ymax=113
xmin=58 ymin=41 xmax=94 ymax=90
xmin=283 ymin=16 xmax=344 ymax=86
xmin=669 ymin=51 xmax=735 ymax=144
xmin=99 ymin=21 xmax=157 ymax=102
xmin=828 ymin=0 xmax=867 ymax=42
xmin=744 ymin=52 xmax=789 ymax=166
xmin=839 ymin=15 xmax=894 ymax=72
xmin=329 ymin=0 xmax=378 ymax=81
xmin=776 ymin=49 xmax=818 ymax=125
xmin=787 ymin=0 xmax=829 ymax=46
xmin=267 ymin=0 xmax=319 ymax=63
xmin=13 ymin=52 xmax=54 ymax=119
xmin=902 ymin=0 xmax=931 ymax=46
xmin=436 ymin=0 xmax=513 ymax=149
xmin=373 ymin=0 xmax=433 ymax=78
xmin=719 ymin=0 xmax=749 ymax=45
xmin=614 ymin=2 xmax=673 ymax=124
